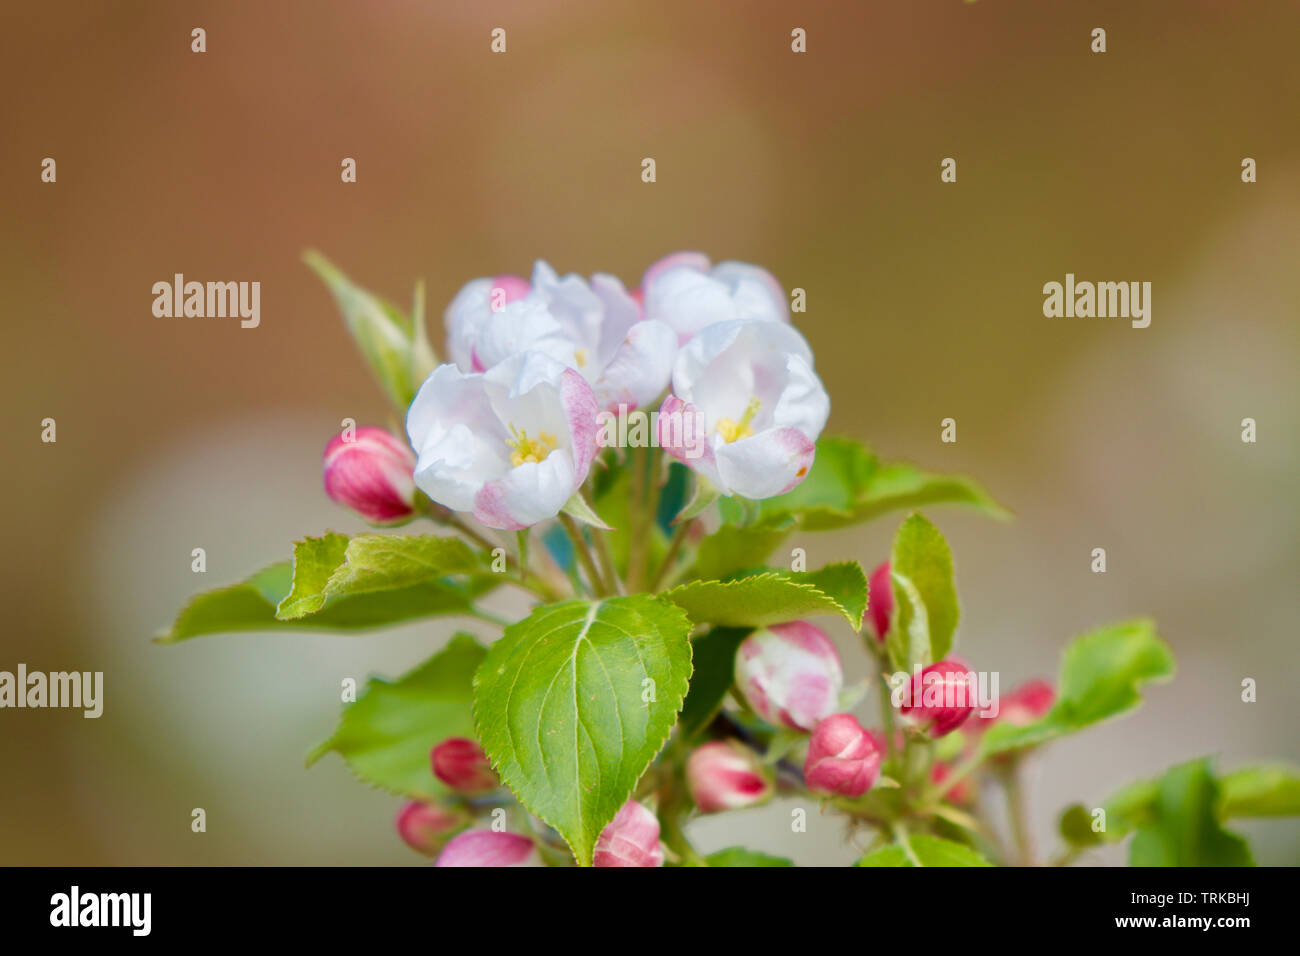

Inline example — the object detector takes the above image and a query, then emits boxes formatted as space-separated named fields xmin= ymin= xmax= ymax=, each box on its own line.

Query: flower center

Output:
xmin=506 ymin=426 xmax=559 ymax=467
xmin=574 ymin=347 xmax=590 ymax=368
xmin=716 ymin=397 xmax=761 ymax=444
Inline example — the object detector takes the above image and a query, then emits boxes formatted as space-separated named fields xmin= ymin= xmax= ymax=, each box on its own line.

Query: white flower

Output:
xmin=406 ymin=351 xmax=599 ymax=530
xmin=442 ymin=262 xmax=675 ymax=412
xmin=656 ymin=319 xmax=828 ymax=499
xmin=641 ymin=251 xmax=789 ymax=344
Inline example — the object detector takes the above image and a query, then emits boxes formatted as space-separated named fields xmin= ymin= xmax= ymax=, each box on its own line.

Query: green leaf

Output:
xmin=1127 ymin=760 xmax=1253 ymax=866
xmin=690 ymin=521 xmax=794 ymax=581
xmin=846 ymin=461 xmax=1010 ymax=528
xmin=1102 ymin=778 xmax=1162 ymax=838
xmin=156 ymin=560 xmax=490 ymax=644
xmin=979 ymin=619 xmax=1175 ymax=756
xmin=472 ymin=595 xmax=694 ymax=866
xmin=561 ymin=491 xmax=613 ymax=530
xmin=674 ymin=474 xmax=720 ymax=524
xmin=307 ymin=634 xmax=485 ymax=799
xmin=666 ymin=562 xmax=868 ymax=631
xmin=275 ymin=533 xmax=483 ymax=620
xmin=886 ymin=513 xmax=959 ymax=671
xmin=304 ymin=250 xmax=429 ymax=410
xmin=677 ymin=626 xmax=751 ymax=738
xmin=705 ymin=847 xmax=795 ymax=867
xmin=1217 ymin=765 xmax=1300 ymax=819
xmin=855 ymin=834 xmax=992 ymax=867
xmin=720 ymin=437 xmax=1007 ymax=531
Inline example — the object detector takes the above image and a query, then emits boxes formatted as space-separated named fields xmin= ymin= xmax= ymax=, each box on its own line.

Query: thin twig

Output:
xmin=591 ymin=528 xmax=624 ymax=595
xmin=648 ymin=518 xmax=693 ymax=592
xmin=558 ymin=513 xmax=606 ymax=597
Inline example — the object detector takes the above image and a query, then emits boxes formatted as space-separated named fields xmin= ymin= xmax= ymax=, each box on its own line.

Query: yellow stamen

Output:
xmin=506 ymin=425 xmax=559 ymax=467
xmin=716 ymin=397 xmax=761 ymax=444
xmin=574 ymin=347 xmax=590 ymax=368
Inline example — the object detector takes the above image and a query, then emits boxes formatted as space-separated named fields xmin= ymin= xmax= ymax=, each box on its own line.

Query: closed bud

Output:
xmin=867 ymin=562 xmax=893 ymax=642
xmin=803 ymin=713 xmax=881 ymax=797
xmin=931 ymin=762 xmax=975 ymax=806
xmin=395 ymin=800 xmax=468 ymax=856
xmin=996 ymin=679 xmax=1055 ymax=726
xmin=734 ymin=621 xmax=843 ymax=731
xmin=431 ymin=737 xmax=499 ymax=795
xmin=686 ymin=740 xmax=774 ymax=813
xmin=322 ymin=426 xmax=417 ymax=524
xmin=592 ymin=800 xmax=664 ymax=867
xmin=434 ymin=830 xmax=540 ymax=867
xmin=897 ymin=658 xmax=976 ymax=737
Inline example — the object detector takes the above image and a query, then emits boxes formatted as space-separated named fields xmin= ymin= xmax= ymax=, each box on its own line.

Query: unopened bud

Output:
xmin=803 ymin=713 xmax=881 ymax=797
xmin=592 ymin=800 xmax=664 ymax=867
xmin=491 ymin=274 xmax=530 ymax=305
xmin=394 ymin=800 xmax=467 ymax=856
xmin=897 ymin=658 xmax=976 ymax=737
xmin=431 ymin=737 xmax=499 ymax=795
xmin=686 ymin=740 xmax=774 ymax=813
xmin=434 ymin=830 xmax=540 ymax=867
xmin=931 ymin=762 xmax=975 ymax=806
xmin=996 ymin=679 xmax=1055 ymax=726
xmin=322 ymin=426 xmax=417 ymax=524
xmin=867 ymin=562 xmax=893 ymax=642
xmin=734 ymin=621 xmax=843 ymax=731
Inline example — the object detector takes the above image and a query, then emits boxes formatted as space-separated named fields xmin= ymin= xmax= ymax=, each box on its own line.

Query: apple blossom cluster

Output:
xmin=161 ymin=248 xmax=1290 ymax=869
xmin=322 ymin=253 xmax=828 ymax=530
xmin=395 ymin=610 xmax=1056 ymax=866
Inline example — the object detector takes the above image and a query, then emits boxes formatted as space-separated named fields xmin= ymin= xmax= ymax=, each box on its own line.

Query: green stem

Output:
xmin=930 ymin=750 xmax=985 ymax=803
xmin=469 ymin=605 xmax=511 ymax=628
xmin=625 ymin=447 xmax=648 ymax=592
xmin=1001 ymin=763 xmax=1036 ymax=866
xmin=877 ymin=666 xmax=897 ymax=764
xmin=558 ymin=513 xmax=606 ymax=597
xmin=649 ymin=518 xmax=693 ymax=592
xmin=592 ymin=528 xmax=624 ymax=595
xmin=657 ymin=760 xmax=705 ymax=867
xmin=892 ymin=820 xmax=923 ymax=867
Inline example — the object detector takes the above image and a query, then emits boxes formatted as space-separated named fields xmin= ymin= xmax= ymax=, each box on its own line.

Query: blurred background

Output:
xmin=2 ymin=0 xmax=1297 ymax=865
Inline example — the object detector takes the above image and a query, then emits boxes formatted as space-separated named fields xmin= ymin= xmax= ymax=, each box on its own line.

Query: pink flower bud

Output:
xmin=931 ymin=762 xmax=975 ymax=806
xmin=735 ymin=621 xmax=844 ymax=731
xmin=431 ymin=737 xmax=498 ymax=795
xmin=592 ymin=800 xmax=664 ymax=867
xmin=803 ymin=713 xmax=881 ymax=797
xmin=996 ymin=679 xmax=1056 ymax=727
xmin=867 ymin=562 xmax=893 ymax=642
xmin=686 ymin=740 xmax=774 ymax=813
xmin=394 ymin=800 xmax=468 ymax=856
xmin=490 ymin=274 xmax=530 ymax=306
xmin=434 ymin=830 xmax=540 ymax=867
xmin=322 ymin=426 xmax=417 ymax=524
xmin=897 ymin=658 xmax=977 ymax=737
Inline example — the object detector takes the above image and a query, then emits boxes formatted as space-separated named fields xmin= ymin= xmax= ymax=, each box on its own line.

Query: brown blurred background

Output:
xmin=2 ymin=0 xmax=1297 ymax=865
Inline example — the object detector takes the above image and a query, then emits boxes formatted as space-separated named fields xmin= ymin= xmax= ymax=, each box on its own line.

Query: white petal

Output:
xmin=644 ymin=267 xmax=739 ymax=342
xmin=714 ymin=428 xmax=817 ymax=499
xmin=593 ymin=319 xmax=676 ymax=411
xmin=711 ymin=261 xmax=789 ymax=322
xmin=474 ymin=450 xmax=577 ymax=529
xmin=443 ymin=278 xmax=494 ymax=370
xmin=472 ymin=299 xmax=574 ymax=371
